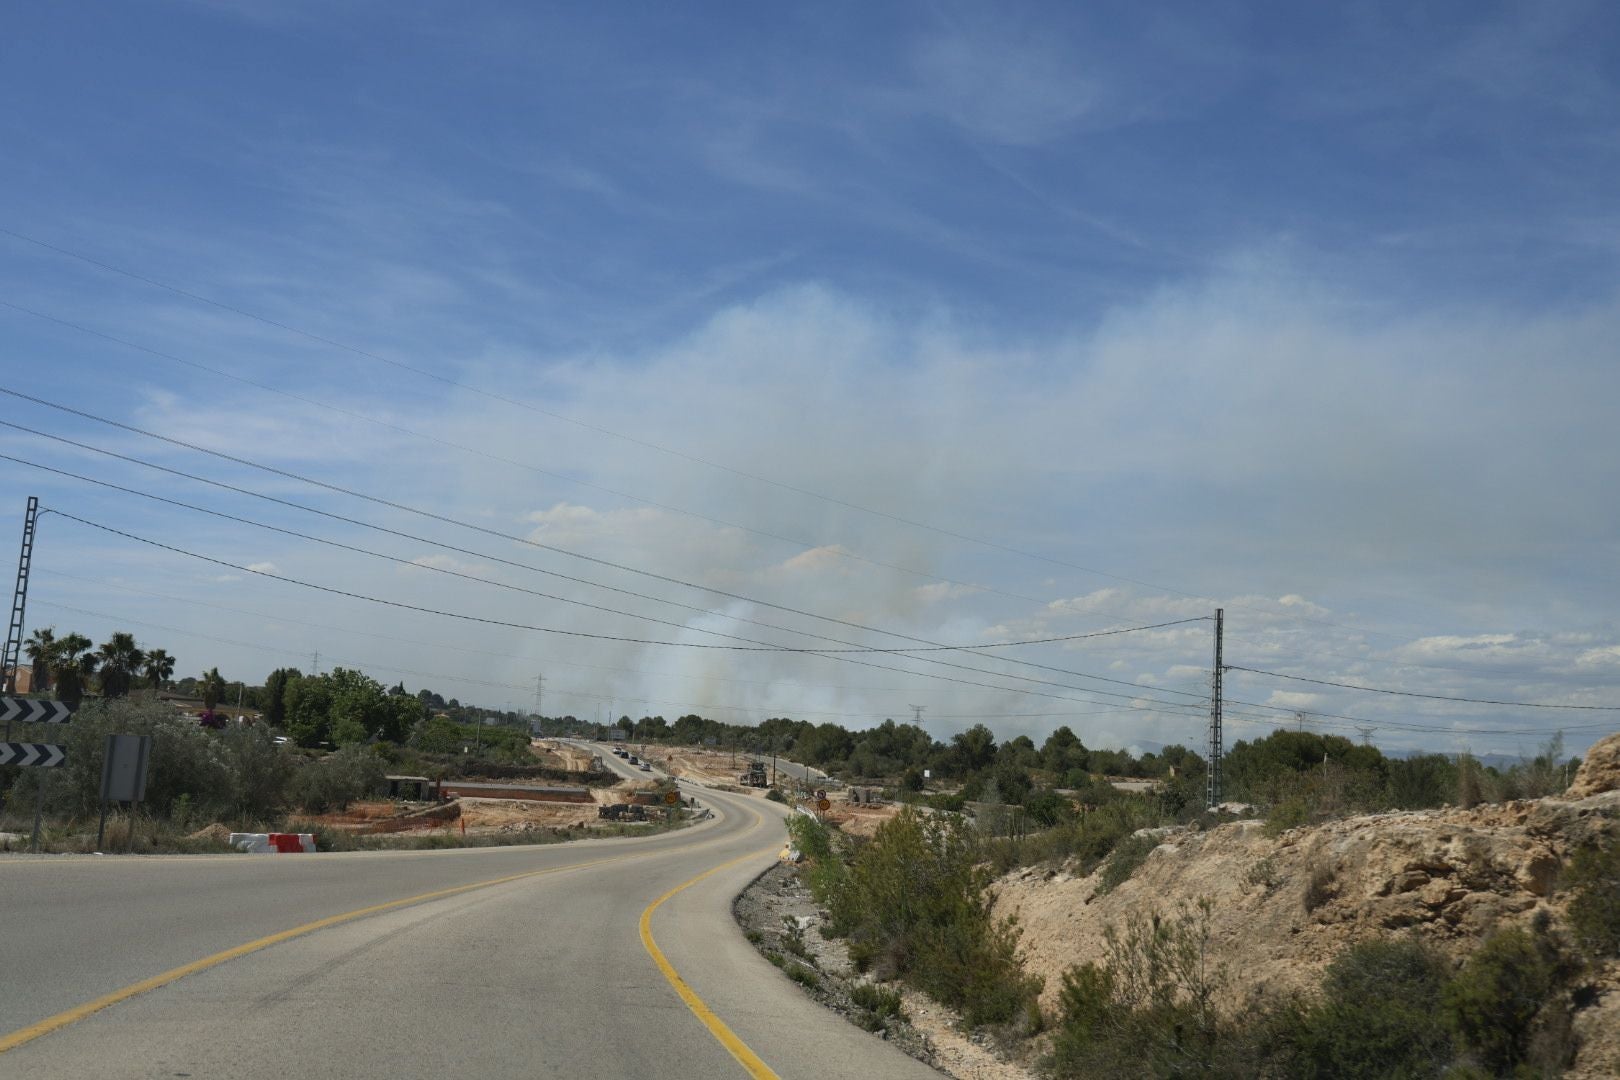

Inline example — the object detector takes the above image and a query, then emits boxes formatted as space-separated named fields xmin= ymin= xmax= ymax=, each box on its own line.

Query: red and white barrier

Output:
xmin=229 ymin=832 xmax=317 ymax=853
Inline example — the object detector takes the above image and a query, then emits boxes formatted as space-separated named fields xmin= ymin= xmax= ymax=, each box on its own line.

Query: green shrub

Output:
xmin=288 ymin=744 xmax=386 ymax=812
xmin=764 ymin=787 xmax=788 ymax=804
xmin=820 ymin=807 xmax=1042 ymax=1029
xmin=1275 ymin=938 xmax=1453 ymax=1079
xmin=990 ymin=796 xmax=1161 ymax=874
xmin=218 ymin=724 xmax=296 ymax=818
xmin=1264 ymin=796 xmax=1311 ymax=836
xmin=1244 ymin=855 xmax=1280 ymax=891
xmin=850 ymin=982 xmax=904 ymax=1019
xmin=1563 ymin=837 xmax=1620 ymax=957
xmin=35 ymin=698 xmax=233 ymax=818
xmin=1047 ymin=901 xmax=1247 ymax=1078
xmin=1095 ymin=832 xmax=1157 ymax=895
xmin=1442 ymin=926 xmax=1560 ymax=1075
xmin=1303 ymin=859 xmax=1337 ymax=912
xmin=780 ymin=917 xmax=811 ymax=959
xmin=787 ymin=811 xmax=834 ymax=862
xmin=785 ymin=962 xmax=819 ymax=989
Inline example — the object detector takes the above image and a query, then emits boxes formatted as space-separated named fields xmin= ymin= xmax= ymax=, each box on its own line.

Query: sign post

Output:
xmin=97 ymin=734 xmax=152 ymax=852
xmin=0 ymin=695 xmax=72 ymax=851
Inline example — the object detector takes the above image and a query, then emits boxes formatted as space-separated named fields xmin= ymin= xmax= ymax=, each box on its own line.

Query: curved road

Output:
xmin=0 ymin=772 xmax=937 ymax=1079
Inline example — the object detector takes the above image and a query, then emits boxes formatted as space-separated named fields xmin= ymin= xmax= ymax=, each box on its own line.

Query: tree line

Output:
xmin=20 ymin=627 xmax=175 ymax=705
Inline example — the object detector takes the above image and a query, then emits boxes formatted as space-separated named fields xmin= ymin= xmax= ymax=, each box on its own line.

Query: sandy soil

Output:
xmin=534 ymin=739 xmax=598 ymax=772
xmin=312 ymin=795 xmax=631 ymax=835
xmin=659 ymin=747 xmax=743 ymax=783
xmin=823 ymin=800 xmax=904 ymax=839
xmin=456 ymin=797 xmax=601 ymax=829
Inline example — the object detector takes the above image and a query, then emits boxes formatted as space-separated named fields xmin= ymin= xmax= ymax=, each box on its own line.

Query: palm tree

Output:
xmin=96 ymin=631 xmax=145 ymax=699
xmin=23 ymin=627 xmax=56 ymax=693
xmin=143 ymin=648 xmax=175 ymax=692
xmin=51 ymin=633 xmax=96 ymax=707
xmin=201 ymin=667 xmax=226 ymax=711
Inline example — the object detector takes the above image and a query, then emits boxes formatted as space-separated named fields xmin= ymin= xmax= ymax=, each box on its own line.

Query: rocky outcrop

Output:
xmin=993 ymin=781 xmax=1620 ymax=1074
xmin=1567 ymin=731 xmax=1620 ymax=799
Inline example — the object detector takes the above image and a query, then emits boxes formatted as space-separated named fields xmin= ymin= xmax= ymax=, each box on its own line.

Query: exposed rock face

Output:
xmin=992 ymin=779 xmax=1620 ymax=1076
xmin=1567 ymin=731 xmax=1620 ymax=798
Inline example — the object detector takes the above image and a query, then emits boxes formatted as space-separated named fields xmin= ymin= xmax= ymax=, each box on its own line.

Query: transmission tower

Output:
xmin=1355 ymin=725 xmax=1377 ymax=745
xmin=532 ymin=673 xmax=545 ymax=735
xmin=1206 ymin=608 xmax=1224 ymax=809
xmin=2 ymin=497 xmax=39 ymax=698
xmin=908 ymin=704 xmax=925 ymax=724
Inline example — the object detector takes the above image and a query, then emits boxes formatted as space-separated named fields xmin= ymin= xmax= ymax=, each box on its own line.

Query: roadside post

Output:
xmin=0 ymin=696 xmax=73 ymax=851
xmin=97 ymin=733 xmax=152 ymax=852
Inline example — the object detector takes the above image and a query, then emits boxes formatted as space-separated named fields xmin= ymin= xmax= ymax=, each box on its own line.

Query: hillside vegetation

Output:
xmin=783 ymin=732 xmax=1620 ymax=1079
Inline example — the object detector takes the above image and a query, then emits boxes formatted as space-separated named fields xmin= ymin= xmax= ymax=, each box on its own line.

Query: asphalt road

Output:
xmin=588 ymin=738 xmax=826 ymax=787
xmin=0 ymin=778 xmax=937 ymax=1079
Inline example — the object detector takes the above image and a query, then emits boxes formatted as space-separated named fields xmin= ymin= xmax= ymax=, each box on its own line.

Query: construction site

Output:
xmin=304 ymin=739 xmax=694 ymax=840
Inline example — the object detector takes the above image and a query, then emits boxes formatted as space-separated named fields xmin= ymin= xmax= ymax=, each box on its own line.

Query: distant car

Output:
xmin=627 ymin=755 xmax=638 ymax=765
xmin=638 ymin=762 xmax=651 ymax=771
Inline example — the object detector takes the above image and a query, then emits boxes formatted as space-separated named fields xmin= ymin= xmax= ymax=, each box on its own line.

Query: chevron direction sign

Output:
xmin=0 ymin=742 xmax=66 ymax=768
xmin=0 ymin=697 xmax=75 ymax=725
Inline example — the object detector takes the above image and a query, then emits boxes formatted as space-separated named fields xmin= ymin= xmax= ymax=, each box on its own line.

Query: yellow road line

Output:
xmin=638 ymin=812 xmax=781 ymax=1080
xmin=0 ymin=845 xmax=645 ymax=1054
xmin=0 ymin=784 xmax=776 ymax=1059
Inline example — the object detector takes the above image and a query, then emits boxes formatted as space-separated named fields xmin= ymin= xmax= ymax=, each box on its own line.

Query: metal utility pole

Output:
xmin=311 ymin=650 xmax=320 ymax=677
xmin=533 ymin=673 xmax=545 ymax=735
xmin=908 ymin=704 xmax=925 ymax=724
xmin=1206 ymin=608 xmax=1223 ymax=810
xmin=3 ymin=497 xmax=40 ymax=702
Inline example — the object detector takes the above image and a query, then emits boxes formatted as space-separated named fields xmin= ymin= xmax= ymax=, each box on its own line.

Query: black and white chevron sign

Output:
xmin=0 ymin=697 xmax=75 ymax=725
xmin=0 ymin=742 xmax=66 ymax=768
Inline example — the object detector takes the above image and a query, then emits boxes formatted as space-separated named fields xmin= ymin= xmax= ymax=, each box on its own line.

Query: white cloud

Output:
xmin=903 ymin=29 xmax=1103 ymax=145
xmin=1264 ymin=691 xmax=1323 ymax=711
xmin=23 ymin=256 xmax=1620 ymax=758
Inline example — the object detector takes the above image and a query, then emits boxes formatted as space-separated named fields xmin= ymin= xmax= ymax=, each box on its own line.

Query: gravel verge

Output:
xmin=733 ymin=861 xmax=1043 ymax=1080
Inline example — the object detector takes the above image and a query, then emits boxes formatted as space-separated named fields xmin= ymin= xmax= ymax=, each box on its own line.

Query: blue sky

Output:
xmin=3 ymin=1 xmax=1619 ymax=756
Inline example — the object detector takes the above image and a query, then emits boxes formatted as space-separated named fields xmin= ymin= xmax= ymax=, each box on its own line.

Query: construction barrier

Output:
xmin=229 ymin=832 xmax=317 ymax=853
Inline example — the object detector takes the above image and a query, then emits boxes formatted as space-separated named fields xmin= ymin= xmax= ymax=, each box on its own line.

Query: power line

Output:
xmin=1218 ymin=702 xmax=1614 ymax=738
xmin=1225 ymin=664 xmax=1620 ymax=710
xmin=0 ymin=226 xmax=1409 ymax=641
xmin=28 ymin=567 xmax=1048 ymax=698
xmin=1224 ymin=634 xmax=1620 ymax=680
xmin=33 ymin=505 xmax=1122 ymax=656
xmin=42 ymin=565 xmax=1203 ymax=721
xmin=11 ymin=448 xmax=1188 ymax=654
xmin=0 ymin=298 xmax=1075 ymax=615
xmin=44 ymin=508 xmax=1213 ymax=713
xmin=30 ymin=597 xmax=1186 ymax=726
xmin=0 ymin=396 xmax=1216 ymax=705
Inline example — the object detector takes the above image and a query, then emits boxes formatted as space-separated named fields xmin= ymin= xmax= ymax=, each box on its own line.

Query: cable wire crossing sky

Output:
xmin=2 ymin=1 xmax=1618 ymax=756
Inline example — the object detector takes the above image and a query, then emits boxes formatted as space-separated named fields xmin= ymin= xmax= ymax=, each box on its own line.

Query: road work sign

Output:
xmin=816 ymin=798 xmax=831 ymax=812
xmin=664 ymin=790 xmax=680 ymax=805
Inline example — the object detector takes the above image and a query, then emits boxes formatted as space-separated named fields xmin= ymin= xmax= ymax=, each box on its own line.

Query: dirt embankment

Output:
xmin=993 ymin=732 xmax=1620 ymax=1077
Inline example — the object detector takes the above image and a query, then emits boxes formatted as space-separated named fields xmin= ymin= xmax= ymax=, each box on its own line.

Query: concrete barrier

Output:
xmin=229 ymin=832 xmax=317 ymax=853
